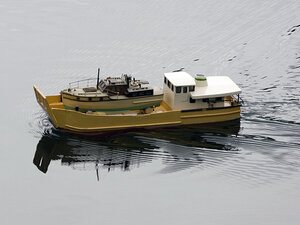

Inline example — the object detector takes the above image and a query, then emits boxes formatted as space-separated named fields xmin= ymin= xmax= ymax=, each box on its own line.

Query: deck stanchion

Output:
xmin=97 ymin=68 xmax=100 ymax=89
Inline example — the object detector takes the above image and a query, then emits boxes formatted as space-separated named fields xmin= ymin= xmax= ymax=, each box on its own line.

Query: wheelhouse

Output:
xmin=163 ymin=72 xmax=241 ymax=110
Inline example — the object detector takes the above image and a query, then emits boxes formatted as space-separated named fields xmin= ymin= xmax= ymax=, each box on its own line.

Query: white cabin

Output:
xmin=163 ymin=72 xmax=241 ymax=110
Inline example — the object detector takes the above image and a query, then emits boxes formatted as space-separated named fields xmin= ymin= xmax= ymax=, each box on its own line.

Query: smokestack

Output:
xmin=195 ymin=74 xmax=207 ymax=87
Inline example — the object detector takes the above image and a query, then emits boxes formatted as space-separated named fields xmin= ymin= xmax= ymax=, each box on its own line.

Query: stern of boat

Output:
xmin=33 ymin=85 xmax=64 ymax=127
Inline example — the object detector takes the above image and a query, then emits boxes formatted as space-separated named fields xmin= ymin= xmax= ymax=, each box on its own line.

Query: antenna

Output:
xmin=96 ymin=68 xmax=100 ymax=89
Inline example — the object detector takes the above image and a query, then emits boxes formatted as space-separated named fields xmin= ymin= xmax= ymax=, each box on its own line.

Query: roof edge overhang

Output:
xmin=190 ymin=90 xmax=242 ymax=99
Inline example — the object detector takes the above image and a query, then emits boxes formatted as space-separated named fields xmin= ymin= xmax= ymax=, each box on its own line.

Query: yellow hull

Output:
xmin=34 ymin=86 xmax=241 ymax=134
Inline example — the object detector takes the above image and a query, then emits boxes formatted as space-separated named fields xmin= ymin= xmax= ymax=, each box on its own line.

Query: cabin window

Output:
xmin=202 ymin=98 xmax=209 ymax=102
xmin=164 ymin=77 xmax=167 ymax=84
xmin=189 ymin=97 xmax=196 ymax=103
xmin=216 ymin=97 xmax=223 ymax=101
xmin=189 ymin=86 xmax=195 ymax=92
xmin=146 ymin=90 xmax=153 ymax=95
xmin=210 ymin=98 xmax=217 ymax=103
xmin=99 ymin=97 xmax=103 ymax=101
xmin=88 ymin=97 xmax=92 ymax=101
xmin=168 ymin=80 xmax=170 ymax=88
xmin=183 ymin=86 xmax=187 ymax=93
xmin=176 ymin=86 xmax=181 ymax=93
xmin=171 ymin=84 xmax=174 ymax=92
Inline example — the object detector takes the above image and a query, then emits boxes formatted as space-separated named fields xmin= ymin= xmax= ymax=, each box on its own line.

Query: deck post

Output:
xmin=97 ymin=68 xmax=100 ymax=89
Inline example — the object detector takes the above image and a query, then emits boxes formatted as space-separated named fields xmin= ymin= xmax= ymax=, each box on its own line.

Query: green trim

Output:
xmin=62 ymin=92 xmax=163 ymax=102
xmin=195 ymin=78 xmax=207 ymax=81
xmin=64 ymin=102 xmax=161 ymax=113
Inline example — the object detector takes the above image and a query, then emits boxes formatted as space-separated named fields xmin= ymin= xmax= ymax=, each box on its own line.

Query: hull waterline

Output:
xmin=34 ymin=86 xmax=241 ymax=135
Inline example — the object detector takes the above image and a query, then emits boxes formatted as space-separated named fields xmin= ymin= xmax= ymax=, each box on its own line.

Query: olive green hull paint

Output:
xmin=64 ymin=102 xmax=161 ymax=112
xmin=62 ymin=93 xmax=163 ymax=112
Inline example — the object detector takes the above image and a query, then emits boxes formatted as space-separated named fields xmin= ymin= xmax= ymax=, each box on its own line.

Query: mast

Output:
xmin=96 ymin=68 xmax=100 ymax=89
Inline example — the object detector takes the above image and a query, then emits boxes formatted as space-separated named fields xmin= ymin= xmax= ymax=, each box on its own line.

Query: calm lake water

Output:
xmin=1 ymin=0 xmax=300 ymax=224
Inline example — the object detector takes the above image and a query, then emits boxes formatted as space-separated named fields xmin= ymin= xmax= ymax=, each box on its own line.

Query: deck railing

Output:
xmin=232 ymin=94 xmax=244 ymax=104
xmin=68 ymin=78 xmax=97 ymax=89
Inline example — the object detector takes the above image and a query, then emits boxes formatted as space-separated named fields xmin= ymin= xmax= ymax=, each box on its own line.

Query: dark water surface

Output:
xmin=1 ymin=0 xmax=300 ymax=224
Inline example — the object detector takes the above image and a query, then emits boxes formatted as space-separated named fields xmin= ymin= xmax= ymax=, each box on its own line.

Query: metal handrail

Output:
xmin=239 ymin=96 xmax=244 ymax=104
xmin=232 ymin=95 xmax=244 ymax=105
xmin=68 ymin=78 xmax=97 ymax=89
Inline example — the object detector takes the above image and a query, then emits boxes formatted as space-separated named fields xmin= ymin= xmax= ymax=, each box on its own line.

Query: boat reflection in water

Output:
xmin=33 ymin=119 xmax=241 ymax=179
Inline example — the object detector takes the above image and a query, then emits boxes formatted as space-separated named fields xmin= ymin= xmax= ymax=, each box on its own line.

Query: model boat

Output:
xmin=61 ymin=69 xmax=163 ymax=112
xmin=34 ymin=71 xmax=242 ymax=134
